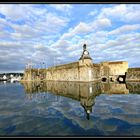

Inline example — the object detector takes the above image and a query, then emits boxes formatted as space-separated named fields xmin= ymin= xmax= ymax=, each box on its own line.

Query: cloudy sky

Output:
xmin=0 ymin=4 xmax=140 ymax=73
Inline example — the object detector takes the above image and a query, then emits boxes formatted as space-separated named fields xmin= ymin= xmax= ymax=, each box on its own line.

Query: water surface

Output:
xmin=0 ymin=81 xmax=140 ymax=136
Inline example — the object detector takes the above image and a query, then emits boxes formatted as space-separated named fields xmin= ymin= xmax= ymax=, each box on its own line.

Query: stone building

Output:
xmin=23 ymin=44 xmax=128 ymax=82
xmin=100 ymin=61 xmax=128 ymax=82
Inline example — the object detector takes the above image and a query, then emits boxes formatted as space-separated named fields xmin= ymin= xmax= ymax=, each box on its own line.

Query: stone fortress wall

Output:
xmin=126 ymin=68 xmax=140 ymax=82
xmin=23 ymin=44 xmax=139 ymax=82
xmin=23 ymin=60 xmax=100 ymax=82
xmin=100 ymin=61 xmax=128 ymax=82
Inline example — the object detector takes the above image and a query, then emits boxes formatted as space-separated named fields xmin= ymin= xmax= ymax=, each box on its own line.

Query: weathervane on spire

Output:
xmin=83 ymin=44 xmax=87 ymax=50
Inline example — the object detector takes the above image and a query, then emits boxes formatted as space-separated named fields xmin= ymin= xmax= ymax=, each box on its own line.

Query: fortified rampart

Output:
xmin=23 ymin=60 xmax=100 ymax=82
xmin=100 ymin=61 xmax=128 ymax=82
xmin=23 ymin=44 xmax=139 ymax=82
xmin=23 ymin=44 xmax=102 ymax=82
xmin=126 ymin=82 xmax=140 ymax=94
xmin=126 ymin=68 xmax=140 ymax=82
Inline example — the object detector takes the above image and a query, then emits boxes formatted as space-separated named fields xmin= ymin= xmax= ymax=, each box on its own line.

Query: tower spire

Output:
xmin=79 ymin=44 xmax=92 ymax=60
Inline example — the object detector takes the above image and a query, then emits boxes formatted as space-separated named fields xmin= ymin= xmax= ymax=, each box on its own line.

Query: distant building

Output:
xmin=0 ymin=73 xmax=23 ymax=82
xmin=3 ymin=75 xmax=7 ymax=80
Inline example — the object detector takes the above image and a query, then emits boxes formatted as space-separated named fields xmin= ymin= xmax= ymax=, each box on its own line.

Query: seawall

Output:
xmin=23 ymin=60 xmax=101 ymax=82
xmin=126 ymin=68 xmax=140 ymax=82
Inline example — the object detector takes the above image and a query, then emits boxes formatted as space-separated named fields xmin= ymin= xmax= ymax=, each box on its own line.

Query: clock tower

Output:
xmin=79 ymin=44 xmax=92 ymax=61
xmin=79 ymin=44 xmax=93 ymax=81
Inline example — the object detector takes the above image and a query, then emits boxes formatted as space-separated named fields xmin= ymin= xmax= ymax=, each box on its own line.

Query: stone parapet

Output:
xmin=126 ymin=68 xmax=140 ymax=82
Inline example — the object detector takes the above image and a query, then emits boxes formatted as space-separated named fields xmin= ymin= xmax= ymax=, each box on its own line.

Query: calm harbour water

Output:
xmin=0 ymin=81 xmax=140 ymax=137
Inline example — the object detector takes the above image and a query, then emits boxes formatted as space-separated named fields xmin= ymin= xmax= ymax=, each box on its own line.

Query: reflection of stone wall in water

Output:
xmin=21 ymin=81 xmax=140 ymax=120
xmin=22 ymin=81 xmax=133 ymax=109
xmin=126 ymin=68 xmax=140 ymax=82
xmin=21 ymin=81 xmax=102 ymax=119
xmin=22 ymin=81 xmax=134 ymax=97
xmin=101 ymin=82 xmax=140 ymax=94
xmin=22 ymin=81 xmax=101 ymax=100
xmin=101 ymin=82 xmax=129 ymax=94
xmin=126 ymin=82 xmax=140 ymax=94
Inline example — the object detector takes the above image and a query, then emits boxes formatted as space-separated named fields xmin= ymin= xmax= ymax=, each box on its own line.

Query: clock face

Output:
xmin=84 ymin=51 xmax=88 ymax=55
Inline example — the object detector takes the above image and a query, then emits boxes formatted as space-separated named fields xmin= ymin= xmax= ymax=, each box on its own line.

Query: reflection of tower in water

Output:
xmin=22 ymin=81 xmax=102 ymax=119
xmin=21 ymin=81 xmax=132 ymax=120
xmin=79 ymin=82 xmax=101 ymax=120
xmin=80 ymin=98 xmax=95 ymax=120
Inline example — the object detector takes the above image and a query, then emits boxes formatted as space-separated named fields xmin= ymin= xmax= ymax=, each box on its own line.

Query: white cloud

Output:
xmin=0 ymin=4 xmax=47 ymax=22
xmin=61 ymin=18 xmax=111 ymax=40
xmin=0 ymin=18 xmax=9 ymax=28
xmin=92 ymin=32 xmax=140 ymax=64
xmin=60 ymin=22 xmax=91 ymax=40
xmin=98 ymin=4 xmax=126 ymax=19
xmin=67 ymin=44 xmax=80 ymax=51
xmin=72 ymin=22 xmax=91 ymax=34
xmin=50 ymin=4 xmax=73 ymax=13
xmin=0 ymin=4 xmax=25 ymax=20
xmin=95 ymin=18 xmax=111 ymax=27
xmin=0 ymin=6 xmax=69 ymax=43
xmin=0 ymin=31 xmax=9 ymax=38
xmin=67 ymin=38 xmax=89 ymax=51
xmin=11 ymin=13 xmax=68 ymax=34
xmin=88 ymin=10 xmax=98 ymax=16
xmin=117 ymin=33 xmax=140 ymax=42
xmin=0 ymin=41 xmax=22 ymax=47
xmin=68 ymin=50 xmax=81 ymax=57
xmin=98 ymin=4 xmax=140 ymax=23
xmin=43 ymin=13 xmax=69 ymax=29
xmin=109 ymin=24 xmax=140 ymax=35
xmin=34 ymin=44 xmax=44 ymax=49
xmin=97 ymin=32 xmax=140 ymax=51
xmin=52 ymin=39 xmax=70 ymax=48
xmin=0 ymin=4 xmax=69 ymax=33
